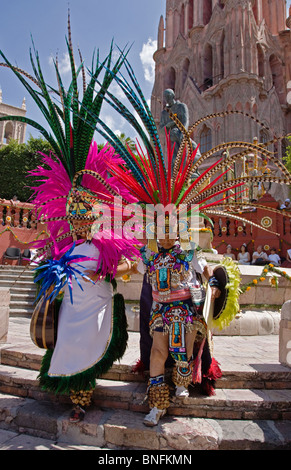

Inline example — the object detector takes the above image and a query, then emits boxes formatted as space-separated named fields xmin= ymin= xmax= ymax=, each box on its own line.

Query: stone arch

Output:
xmin=4 ymin=122 xmax=13 ymax=144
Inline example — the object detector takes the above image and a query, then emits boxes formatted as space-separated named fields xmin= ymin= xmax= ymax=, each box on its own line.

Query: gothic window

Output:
xmin=269 ymin=54 xmax=285 ymax=105
xmin=220 ymin=31 xmax=225 ymax=80
xmin=188 ymin=0 xmax=194 ymax=30
xmin=203 ymin=0 xmax=212 ymax=25
xmin=203 ymin=44 xmax=213 ymax=90
xmin=182 ymin=58 xmax=190 ymax=88
xmin=252 ymin=1 xmax=259 ymax=23
xmin=257 ymin=44 xmax=264 ymax=78
xmin=200 ymin=126 xmax=212 ymax=153
xmin=165 ymin=67 xmax=176 ymax=91
xmin=260 ymin=130 xmax=269 ymax=144
xmin=180 ymin=4 xmax=185 ymax=35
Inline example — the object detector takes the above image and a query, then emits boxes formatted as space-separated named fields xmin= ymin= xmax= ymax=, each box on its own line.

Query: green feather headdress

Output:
xmin=0 ymin=13 xmax=129 ymax=183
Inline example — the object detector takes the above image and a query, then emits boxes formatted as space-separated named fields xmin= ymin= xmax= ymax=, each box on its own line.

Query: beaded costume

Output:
xmin=138 ymin=241 xmax=209 ymax=389
xmin=94 ymin=48 xmax=291 ymax=426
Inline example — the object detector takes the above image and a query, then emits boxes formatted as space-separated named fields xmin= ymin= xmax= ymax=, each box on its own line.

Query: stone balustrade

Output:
xmin=0 ymin=199 xmax=37 ymax=229
xmin=0 ymin=199 xmax=47 ymax=262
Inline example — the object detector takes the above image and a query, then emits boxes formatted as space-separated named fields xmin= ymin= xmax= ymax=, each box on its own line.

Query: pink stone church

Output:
xmin=151 ymin=0 xmax=291 ymax=162
xmin=150 ymin=0 xmax=291 ymax=257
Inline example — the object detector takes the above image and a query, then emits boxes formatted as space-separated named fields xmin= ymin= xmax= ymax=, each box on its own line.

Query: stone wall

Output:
xmin=279 ymin=300 xmax=291 ymax=368
xmin=0 ymin=288 xmax=10 ymax=343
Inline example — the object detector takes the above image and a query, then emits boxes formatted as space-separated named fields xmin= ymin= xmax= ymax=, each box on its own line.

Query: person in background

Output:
xmin=268 ymin=247 xmax=281 ymax=266
xmin=237 ymin=243 xmax=250 ymax=265
xmin=251 ymin=245 xmax=269 ymax=265
xmin=282 ymin=248 xmax=291 ymax=268
xmin=279 ymin=198 xmax=291 ymax=210
xmin=223 ymin=244 xmax=236 ymax=260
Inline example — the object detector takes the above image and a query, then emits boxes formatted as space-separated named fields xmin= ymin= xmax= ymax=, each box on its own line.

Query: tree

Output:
xmin=285 ymin=136 xmax=291 ymax=173
xmin=0 ymin=136 xmax=53 ymax=202
xmin=116 ymin=132 xmax=137 ymax=153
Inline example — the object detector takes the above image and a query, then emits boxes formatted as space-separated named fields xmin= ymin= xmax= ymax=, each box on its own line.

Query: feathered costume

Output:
xmin=2 ymin=12 xmax=291 ymax=424
xmin=80 ymin=50 xmax=291 ymax=423
xmin=0 ymin=16 xmax=141 ymax=416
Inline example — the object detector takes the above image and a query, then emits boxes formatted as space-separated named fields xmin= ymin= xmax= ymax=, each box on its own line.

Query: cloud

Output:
xmin=49 ymin=52 xmax=71 ymax=75
xmin=139 ymin=38 xmax=157 ymax=84
xmin=101 ymin=112 xmax=123 ymax=136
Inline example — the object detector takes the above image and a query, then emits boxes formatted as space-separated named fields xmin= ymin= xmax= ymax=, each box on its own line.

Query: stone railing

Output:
xmin=0 ymin=199 xmax=47 ymax=262
xmin=0 ymin=199 xmax=37 ymax=229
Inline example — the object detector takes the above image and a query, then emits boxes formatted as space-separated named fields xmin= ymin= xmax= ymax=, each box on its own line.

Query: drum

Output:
xmin=30 ymin=290 xmax=58 ymax=349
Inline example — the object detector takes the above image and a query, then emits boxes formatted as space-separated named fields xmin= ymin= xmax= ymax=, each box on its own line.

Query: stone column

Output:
xmin=0 ymin=288 xmax=10 ymax=343
xmin=279 ymin=300 xmax=291 ymax=368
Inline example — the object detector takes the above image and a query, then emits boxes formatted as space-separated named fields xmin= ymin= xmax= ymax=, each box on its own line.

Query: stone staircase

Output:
xmin=0 ymin=265 xmax=36 ymax=317
xmin=0 ymin=319 xmax=291 ymax=450
xmin=0 ymin=265 xmax=291 ymax=450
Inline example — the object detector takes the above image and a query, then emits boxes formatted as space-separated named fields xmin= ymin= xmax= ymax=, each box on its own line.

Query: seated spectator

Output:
xmin=279 ymin=198 xmax=291 ymax=210
xmin=223 ymin=244 xmax=236 ymax=260
xmin=281 ymin=248 xmax=291 ymax=268
xmin=251 ymin=245 xmax=269 ymax=265
xmin=237 ymin=243 xmax=250 ymax=265
xmin=268 ymin=247 xmax=281 ymax=266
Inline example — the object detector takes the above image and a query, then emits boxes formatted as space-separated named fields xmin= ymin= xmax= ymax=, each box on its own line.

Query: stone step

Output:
xmin=0 ymin=363 xmax=291 ymax=421
xmin=10 ymin=299 xmax=35 ymax=308
xmin=0 ymin=265 xmax=34 ymax=271
xmin=2 ymin=345 xmax=291 ymax=391
xmin=9 ymin=308 xmax=34 ymax=317
xmin=10 ymin=293 xmax=36 ymax=302
xmin=0 ymin=393 xmax=291 ymax=450
xmin=0 ymin=280 xmax=35 ymax=289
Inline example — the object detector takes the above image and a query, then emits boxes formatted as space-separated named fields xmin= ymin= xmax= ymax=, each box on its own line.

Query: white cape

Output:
xmin=48 ymin=242 xmax=113 ymax=377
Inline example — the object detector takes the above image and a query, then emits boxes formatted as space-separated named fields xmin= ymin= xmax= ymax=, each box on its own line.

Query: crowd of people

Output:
xmin=223 ymin=243 xmax=291 ymax=267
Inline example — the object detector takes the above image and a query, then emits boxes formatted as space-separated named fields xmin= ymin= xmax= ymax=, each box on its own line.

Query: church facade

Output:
xmin=151 ymin=0 xmax=291 ymax=159
xmin=0 ymin=90 xmax=26 ymax=147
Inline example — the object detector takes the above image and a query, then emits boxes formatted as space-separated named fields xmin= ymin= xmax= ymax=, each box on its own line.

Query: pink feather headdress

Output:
xmin=28 ymin=142 xmax=140 ymax=278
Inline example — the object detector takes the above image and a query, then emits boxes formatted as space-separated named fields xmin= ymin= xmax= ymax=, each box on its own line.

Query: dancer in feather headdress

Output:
xmin=0 ymin=15 xmax=141 ymax=422
xmin=87 ymin=52 xmax=291 ymax=425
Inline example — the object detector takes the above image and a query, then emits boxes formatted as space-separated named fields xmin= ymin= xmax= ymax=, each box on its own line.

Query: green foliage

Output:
xmin=0 ymin=136 xmax=52 ymax=201
xmin=285 ymin=136 xmax=291 ymax=173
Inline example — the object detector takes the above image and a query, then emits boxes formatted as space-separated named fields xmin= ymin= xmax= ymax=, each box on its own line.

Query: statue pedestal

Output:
xmin=279 ymin=301 xmax=291 ymax=368
xmin=0 ymin=288 xmax=10 ymax=343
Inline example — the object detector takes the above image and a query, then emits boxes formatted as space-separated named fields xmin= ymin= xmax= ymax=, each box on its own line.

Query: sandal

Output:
xmin=69 ymin=405 xmax=85 ymax=423
xmin=143 ymin=407 xmax=165 ymax=427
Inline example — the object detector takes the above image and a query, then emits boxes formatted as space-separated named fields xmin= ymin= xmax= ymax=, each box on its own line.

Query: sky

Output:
xmin=0 ymin=0 xmax=290 ymax=145
xmin=0 ymin=0 xmax=166 ymax=143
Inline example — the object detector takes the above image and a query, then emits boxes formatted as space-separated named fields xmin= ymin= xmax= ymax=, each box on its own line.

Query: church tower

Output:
xmin=151 ymin=0 xmax=291 ymax=159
